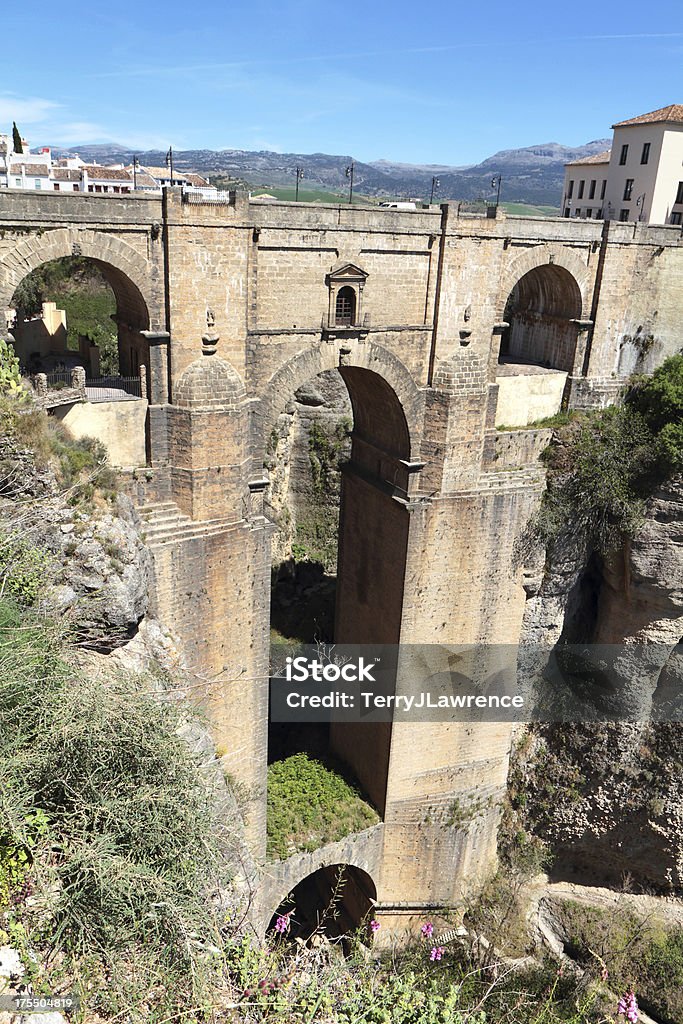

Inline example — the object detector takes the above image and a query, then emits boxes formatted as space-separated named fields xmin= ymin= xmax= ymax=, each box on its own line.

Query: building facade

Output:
xmin=563 ymin=104 xmax=683 ymax=224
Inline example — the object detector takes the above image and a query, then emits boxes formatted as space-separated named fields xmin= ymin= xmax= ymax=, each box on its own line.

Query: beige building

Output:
xmin=562 ymin=104 xmax=683 ymax=224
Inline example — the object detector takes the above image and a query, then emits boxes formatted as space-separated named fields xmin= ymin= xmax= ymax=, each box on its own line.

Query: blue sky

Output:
xmin=2 ymin=0 xmax=682 ymax=165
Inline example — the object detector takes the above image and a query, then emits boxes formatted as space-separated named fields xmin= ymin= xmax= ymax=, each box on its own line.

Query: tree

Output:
xmin=12 ymin=122 xmax=23 ymax=154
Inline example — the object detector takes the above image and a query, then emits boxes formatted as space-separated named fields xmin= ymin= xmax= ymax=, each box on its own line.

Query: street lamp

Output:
xmin=430 ymin=176 xmax=440 ymax=204
xmin=636 ymin=193 xmax=646 ymax=222
xmin=345 ymin=161 xmax=354 ymax=204
xmin=295 ymin=166 xmax=304 ymax=202
xmin=491 ymin=175 xmax=502 ymax=208
xmin=132 ymin=155 xmax=139 ymax=191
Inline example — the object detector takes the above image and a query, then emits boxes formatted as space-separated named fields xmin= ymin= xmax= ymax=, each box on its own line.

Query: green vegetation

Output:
xmin=0 ymin=593 xmax=235 ymax=1020
xmin=13 ymin=257 xmax=118 ymax=374
xmin=529 ymin=356 xmax=683 ymax=555
xmin=502 ymin=202 xmax=561 ymax=218
xmin=267 ymin=753 xmax=379 ymax=859
xmin=551 ymin=898 xmax=683 ymax=1024
xmin=0 ymin=338 xmax=23 ymax=395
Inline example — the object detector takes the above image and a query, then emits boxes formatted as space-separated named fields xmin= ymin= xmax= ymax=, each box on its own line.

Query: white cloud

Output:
xmin=0 ymin=95 xmax=60 ymax=125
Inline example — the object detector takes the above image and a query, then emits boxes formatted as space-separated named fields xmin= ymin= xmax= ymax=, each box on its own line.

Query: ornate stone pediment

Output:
xmin=326 ymin=260 xmax=369 ymax=285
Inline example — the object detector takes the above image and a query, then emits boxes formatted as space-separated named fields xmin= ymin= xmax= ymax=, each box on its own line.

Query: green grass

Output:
xmin=250 ymin=184 xmax=381 ymax=205
xmin=267 ymin=753 xmax=379 ymax=860
xmin=502 ymin=202 xmax=561 ymax=218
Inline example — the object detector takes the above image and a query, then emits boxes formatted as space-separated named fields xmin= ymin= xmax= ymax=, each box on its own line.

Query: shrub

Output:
xmin=0 ymin=597 xmax=235 ymax=1018
xmin=267 ymin=752 xmax=378 ymax=859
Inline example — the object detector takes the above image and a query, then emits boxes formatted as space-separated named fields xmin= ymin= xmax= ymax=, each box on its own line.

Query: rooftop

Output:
xmin=612 ymin=104 xmax=683 ymax=128
xmin=566 ymin=150 xmax=611 ymax=167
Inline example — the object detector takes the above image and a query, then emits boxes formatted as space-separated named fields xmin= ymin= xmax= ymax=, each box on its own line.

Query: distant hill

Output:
xmin=47 ymin=138 xmax=612 ymax=206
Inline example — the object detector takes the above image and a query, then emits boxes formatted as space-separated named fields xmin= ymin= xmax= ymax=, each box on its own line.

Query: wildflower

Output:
xmin=421 ymin=922 xmax=434 ymax=939
xmin=430 ymin=946 xmax=445 ymax=961
xmin=617 ymin=990 xmax=639 ymax=1023
xmin=370 ymin=919 xmax=380 ymax=933
xmin=274 ymin=913 xmax=290 ymax=934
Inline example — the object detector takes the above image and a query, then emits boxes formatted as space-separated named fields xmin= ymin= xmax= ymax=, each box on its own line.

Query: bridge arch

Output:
xmin=497 ymin=243 xmax=591 ymax=322
xmin=497 ymin=247 xmax=587 ymax=372
xmin=1 ymin=228 xmax=154 ymax=348
xmin=267 ymin=861 xmax=378 ymax=942
xmin=254 ymin=340 xmax=423 ymax=465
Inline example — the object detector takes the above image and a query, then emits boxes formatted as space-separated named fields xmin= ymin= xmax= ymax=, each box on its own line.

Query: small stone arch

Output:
xmin=497 ymin=243 xmax=591 ymax=323
xmin=267 ymin=861 xmax=378 ymax=941
xmin=253 ymin=340 xmax=423 ymax=464
xmin=0 ymin=228 xmax=154 ymax=329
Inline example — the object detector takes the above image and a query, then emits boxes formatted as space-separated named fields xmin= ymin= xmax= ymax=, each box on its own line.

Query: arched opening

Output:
xmin=266 ymin=361 xmax=411 ymax=847
xmin=7 ymin=256 xmax=150 ymax=384
xmin=335 ymin=286 xmax=356 ymax=327
xmin=268 ymin=863 xmax=377 ymax=943
xmin=499 ymin=264 xmax=582 ymax=372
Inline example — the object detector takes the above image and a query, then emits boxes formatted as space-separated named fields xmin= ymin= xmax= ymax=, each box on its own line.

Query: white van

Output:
xmin=378 ymin=201 xmax=417 ymax=210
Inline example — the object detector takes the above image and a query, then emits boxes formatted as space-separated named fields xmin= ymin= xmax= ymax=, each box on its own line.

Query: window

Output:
xmin=589 ymin=180 xmax=596 ymax=199
xmin=597 ymin=209 xmax=603 ymax=219
xmin=88 ymin=185 xmax=93 ymax=192
xmin=567 ymin=180 xmax=574 ymax=198
xmin=619 ymin=144 xmax=628 ymax=165
xmin=335 ymin=286 xmax=356 ymax=326
xmin=578 ymin=180 xmax=585 ymax=198
xmin=676 ymin=181 xmax=683 ymax=204
xmin=641 ymin=142 xmax=650 ymax=164
xmin=586 ymin=209 xmax=592 ymax=218
xmin=34 ymin=179 xmax=41 ymax=189
xmin=53 ymin=183 xmax=59 ymax=191
xmin=574 ymin=208 xmax=581 ymax=217
xmin=623 ymin=179 xmax=634 ymax=201
xmin=14 ymin=178 xmax=21 ymax=187
xmin=72 ymin=184 xmax=79 ymax=192
xmin=619 ymin=209 xmax=629 ymax=221
xmin=600 ymin=180 xmax=606 ymax=200
xmin=564 ymin=208 xmax=570 ymax=218
xmin=671 ymin=212 xmax=682 ymax=225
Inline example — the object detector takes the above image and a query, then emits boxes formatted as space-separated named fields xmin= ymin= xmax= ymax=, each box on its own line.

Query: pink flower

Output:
xmin=274 ymin=913 xmax=290 ymax=934
xmin=617 ymin=990 xmax=638 ymax=1023
xmin=369 ymin=919 xmax=380 ymax=933
xmin=421 ymin=921 xmax=434 ymax=939
xmin=430 ymin=946 xmax=445 ymax=961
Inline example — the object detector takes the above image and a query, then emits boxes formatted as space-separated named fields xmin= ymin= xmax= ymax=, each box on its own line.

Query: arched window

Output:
xmin=335 ymin=286 xmax=356 ymax=326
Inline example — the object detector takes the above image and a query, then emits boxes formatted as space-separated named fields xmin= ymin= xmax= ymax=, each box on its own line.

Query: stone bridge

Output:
xmin=2 ymin=189 xmax=682 ymax=936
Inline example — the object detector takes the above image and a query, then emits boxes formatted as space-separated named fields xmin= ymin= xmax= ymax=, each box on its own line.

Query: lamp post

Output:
xmin=295 ymin=166 xmax=304 ymax=202
xmin=165 ymin=146 xmax=174 ymax=186
xmin=491 ymin=175 xmax=502 ymax=209
xmin=132 ymin=155 xmax=139 ymax=191
xmin=636 ymin=193 xmax=646 ymax=222
xmin=345 ymin=161 xmax=354 ymax=204
xmin=430 ymin=175 xmax=440 ymax=204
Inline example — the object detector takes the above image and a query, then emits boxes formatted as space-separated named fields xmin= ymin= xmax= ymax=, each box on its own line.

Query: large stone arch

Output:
xmin=0 ymin=228 xmax=154 ymax=329
xmin=253 ymin=339 xmax=424 ymax=465
xmin=497 ymin=243 xmax=591 ymax=322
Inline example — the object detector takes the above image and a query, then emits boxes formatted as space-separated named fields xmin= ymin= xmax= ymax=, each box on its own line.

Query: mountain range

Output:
xmin=49 ymin=139 xmax=612 ymax=206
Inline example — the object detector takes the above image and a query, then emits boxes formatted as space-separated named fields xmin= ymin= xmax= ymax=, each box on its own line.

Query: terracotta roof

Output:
xmin=52 ymin=168 xmax=81 ymax=181
xmin=566 ymin=150 xmax=611 ymax=167
xmin=82 ymin=165 xmax=132 ymax=182
xmin=10 ymin=163 xmax=49 ymax=176
xmin=612 ymin=104 xmax=683 ymax=127
xmin=125 ymin=168 xmax=160 ymax=189
xmin=141 ymin=165 xmax=179 ymax=179
xmin=184 ymin=172 xmax=212 ymax=188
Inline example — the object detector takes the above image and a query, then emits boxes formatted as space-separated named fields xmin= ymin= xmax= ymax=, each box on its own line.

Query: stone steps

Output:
xmin=137 ymin=501 xmax=233 ymax=548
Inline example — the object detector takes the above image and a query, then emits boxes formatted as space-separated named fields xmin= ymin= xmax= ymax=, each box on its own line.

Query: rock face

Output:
xmin=516 ymin=476 xmax=683 ymax=891
xmin=44 ymin=494 xmax=152 ymax=648
xmin=267 ymin=368 xmax=352 ymax=570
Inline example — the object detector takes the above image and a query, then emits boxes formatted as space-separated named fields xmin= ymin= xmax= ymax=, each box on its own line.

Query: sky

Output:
xmin=2 ymin=0 xmax=682 ymax=167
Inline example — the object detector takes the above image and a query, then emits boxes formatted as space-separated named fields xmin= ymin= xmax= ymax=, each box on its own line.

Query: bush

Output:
xmin=267 ymin=753 xmax=379 ymax=859
xmin=0 ymin=598 xmax=235 ymax=1018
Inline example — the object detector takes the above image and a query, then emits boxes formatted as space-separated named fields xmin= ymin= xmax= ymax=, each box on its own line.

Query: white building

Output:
xmin=563 ymin=104 xmax=683 ymax=224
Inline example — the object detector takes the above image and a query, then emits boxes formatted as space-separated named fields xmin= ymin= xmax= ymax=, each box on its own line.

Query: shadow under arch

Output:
xmin=267 ymin=862 xmax=377 ymax=943
xmin=499 ymin=263 xmax=583 ymax=371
